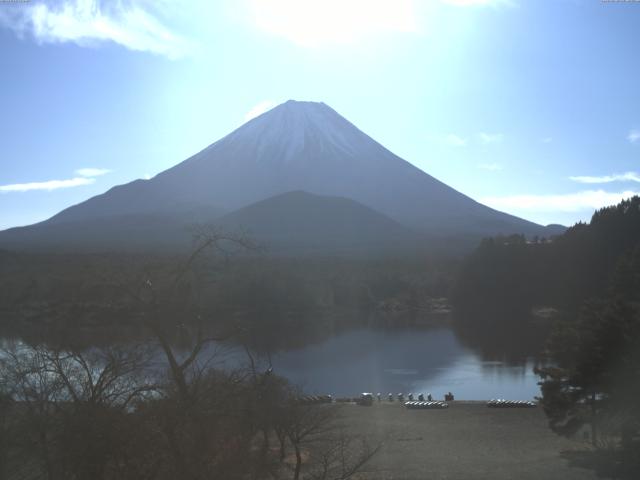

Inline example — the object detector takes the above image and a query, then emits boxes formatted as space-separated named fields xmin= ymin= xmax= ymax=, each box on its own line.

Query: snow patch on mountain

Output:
xmin=205 ymin=100 xmax=359 ymax=165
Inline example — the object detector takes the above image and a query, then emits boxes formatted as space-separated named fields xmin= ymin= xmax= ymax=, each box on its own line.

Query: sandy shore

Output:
xmin=338 ymin=401 xmax=599 ymax=480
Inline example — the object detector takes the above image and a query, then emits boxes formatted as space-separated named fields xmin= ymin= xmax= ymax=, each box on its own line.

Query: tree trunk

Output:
xmin=293 ymin=443 xmax=302 ymax=480
xmin=38 ymin=427 xmax=55 ymax=480
xmin=164 ymin=422 xmax=195 ymax=480
xmin=279 ymin=435 xmax=287 ymax=462
xmin=262 ymin=428 xmax=270 ymax=454
xmin=590 ymin=391 xmax=598 ymax=448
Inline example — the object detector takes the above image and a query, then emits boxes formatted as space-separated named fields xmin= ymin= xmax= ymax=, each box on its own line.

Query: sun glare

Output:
xmin=249 ymin=0 xmax=418 ymax=47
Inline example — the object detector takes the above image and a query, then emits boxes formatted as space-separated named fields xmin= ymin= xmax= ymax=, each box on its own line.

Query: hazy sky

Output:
xmin=1 ymin=0 xmax=639 ymax=230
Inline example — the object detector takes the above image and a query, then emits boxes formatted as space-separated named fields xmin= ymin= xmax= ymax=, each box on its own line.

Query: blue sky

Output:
xmin=1 ymin=0 xmax=639 ymax=230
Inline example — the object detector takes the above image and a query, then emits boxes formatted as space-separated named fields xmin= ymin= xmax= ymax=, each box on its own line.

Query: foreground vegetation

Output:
xmin=3 ymin=196 xmax=640 ymax=477
xmin=0 ymin=231 xmax=380 ymax=480
xmin=454 ymin=196 xmax=640 ymax=477
xmin=0 ymin=340 xmax=380 ymax=480
xmin=0 ymin=244 xmax=454 ymax=350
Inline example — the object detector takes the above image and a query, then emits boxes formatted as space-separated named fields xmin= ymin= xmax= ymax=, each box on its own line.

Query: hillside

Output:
xmin=218 ymin=191 xmax=420 ymax=254
xmin=453 ymin=195 xmax=640 ymax=321
xmin=0 ymin=100 xmax=560 ymax=253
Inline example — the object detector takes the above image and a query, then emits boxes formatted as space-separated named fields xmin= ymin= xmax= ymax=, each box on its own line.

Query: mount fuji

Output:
xmin=0 ymin=100 xmax=562 ymax=253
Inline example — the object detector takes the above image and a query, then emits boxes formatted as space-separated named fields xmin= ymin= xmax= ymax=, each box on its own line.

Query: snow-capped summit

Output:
xmin=195 ymin=99 xmax=412 ymax=174
xmin=195 ymin=100 xmax=360 ymax=166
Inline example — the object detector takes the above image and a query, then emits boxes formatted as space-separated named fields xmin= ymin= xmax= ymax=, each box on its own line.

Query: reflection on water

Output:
xmin=2 ymin=324 xmax=543 ymax=401
xmin=215 ymin=327 xmax=542 ymax=401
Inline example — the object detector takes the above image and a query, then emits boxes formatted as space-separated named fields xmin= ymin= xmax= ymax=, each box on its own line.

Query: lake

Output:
xmin=1 ymin=324 xmax=543 ymax=401
xmin=213 ymin=327 xmax=542 ymax=401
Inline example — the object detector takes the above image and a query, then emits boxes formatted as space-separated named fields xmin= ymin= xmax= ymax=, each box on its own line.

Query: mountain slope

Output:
xmin=0 ymin=191 xmax=419 ymax=254
xmin=0 ymin=100 xmax=561 ymax=253
xmin=0 ymin=212 xmax=207 ymax=252
xmin=40 ymin=101 xmax=549 ymax=234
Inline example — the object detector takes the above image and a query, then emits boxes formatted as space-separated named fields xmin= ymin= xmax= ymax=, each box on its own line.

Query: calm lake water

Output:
xmin=214 ymin=327 xmax=542 ymax=401
xmin=1 ymin=326 xmax=543 ymax=401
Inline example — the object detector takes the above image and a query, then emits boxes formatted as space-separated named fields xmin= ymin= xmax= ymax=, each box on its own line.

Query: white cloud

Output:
xmin=477 ymin=132 xmax=503 ymax=144
xmin=0 ymin=0 xmax=191 ymax=59
xmin=541 ymin=137 xmax=553 ymax=144
xmin=444 ymin=133 xmax=467 ymax=147
xmin=479 ymin=163 xmax=502 ymax=171
xmin=244 ymin=100 xmax=277 ymax=122
xmin=248 ymin=0 xmax=417 ymax=47
xmin=0 ymin=167 xmax=110 ymax=193
xmin=569 ymin=172 xmax=640 ymax=184
xmin=481 ymin=190 xmax=640 ymax=212
xmin=75 ymin=167 xmax=111 ymax=177
xmin=628 ymin=129 xmax=640 ymax=144
xmin=0 ymin=177 xmax=95 ymax=193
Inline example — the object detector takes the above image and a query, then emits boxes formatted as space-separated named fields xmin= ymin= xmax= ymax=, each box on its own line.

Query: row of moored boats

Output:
xmin=404 ymin=401 xmax=449 ymax=409
xmin=486 ymin=399 xmax=537 ymax=408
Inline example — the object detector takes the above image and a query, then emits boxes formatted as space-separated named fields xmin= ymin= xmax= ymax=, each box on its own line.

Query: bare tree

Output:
xmin=308 ymin=432 xmax=381 ymax=480
xmin=0 ymin=387 xmax=11 ymax=480
xmin=112 ymin=227 xmax=265 ymax=480
xmin=0 ymin=342 xmax=157 ymax=480
xmin=278 ymin=401 xmax=381 ymax=480
xmin=1 ymin=343 xmax=64 ymax=479
xmin=285 ymin=403 xmax=341 ymax=480
xmin=119 ymin=227 xmax=258 ymax=402
xmin=1 ymin=228 xmax=381 ymax=480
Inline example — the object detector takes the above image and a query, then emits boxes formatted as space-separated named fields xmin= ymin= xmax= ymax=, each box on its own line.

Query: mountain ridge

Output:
xmin=0 ymin=100 xmax=563 ymax=253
